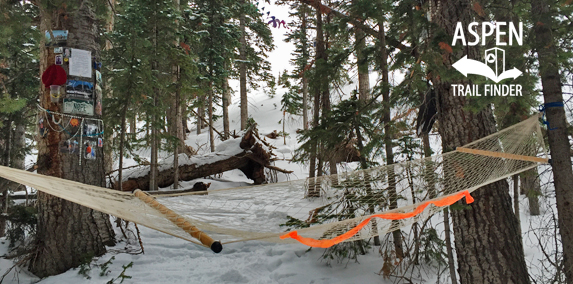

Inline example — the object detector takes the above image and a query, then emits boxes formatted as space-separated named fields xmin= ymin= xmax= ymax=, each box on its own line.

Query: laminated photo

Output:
xmin=66 ymin=80 xmax=94 ymax=100
xmin=83 ymin=121 xmax=100 ymax=137
xmin=84 ymin=141 xmax=96 ymax=160
xmin=59 ymin=139 xmax=79 ymax=154
xmin=44 ymin=30 xmax=68 ymax=46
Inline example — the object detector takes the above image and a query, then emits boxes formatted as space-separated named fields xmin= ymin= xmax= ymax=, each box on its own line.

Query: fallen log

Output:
xmin=116 ymin=125 xmax=289 ymax=191
xmin=117 ymin=151 xmax=259 ymax=192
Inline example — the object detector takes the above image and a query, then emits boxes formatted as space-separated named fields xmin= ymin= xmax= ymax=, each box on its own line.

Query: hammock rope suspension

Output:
xmin=133 ymin=190 xmax=222 ymax=253
xmin=0 ymin=114 xmax=548 ymax=251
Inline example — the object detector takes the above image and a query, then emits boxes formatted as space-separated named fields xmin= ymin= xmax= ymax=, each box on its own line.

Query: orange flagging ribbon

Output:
xmin=280 ymin=190 xmax=474 ymax=248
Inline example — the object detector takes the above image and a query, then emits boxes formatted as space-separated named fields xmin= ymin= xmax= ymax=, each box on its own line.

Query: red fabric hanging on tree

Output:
xmin=41 ymin=64 xmax=67 ymax=87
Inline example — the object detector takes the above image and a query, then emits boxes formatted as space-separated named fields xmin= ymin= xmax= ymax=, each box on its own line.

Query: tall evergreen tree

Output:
xmin=0 ymin=0 xmax=40 ymax=236
xmin=194 ymin=0 xmax=239 ymax=151
xmin=33 ymin=0 xmax=115 ymax=276
xmin=233 ymin=0 xmax=274 ymax=131
xmin=531 ymin=0 xmax=573 ymax=281
xmin=106 ymin=0 xmax=193 ymax=189
xmin=283 ymin=0 xmax=313 ymax=130
xmin=426 ymin=0 xmax=530 ymax=282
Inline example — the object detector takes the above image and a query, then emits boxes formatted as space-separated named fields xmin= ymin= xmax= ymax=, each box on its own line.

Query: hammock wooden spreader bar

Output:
xmin=280 ymin=191 xmax=475 ymax=248
xmin=456 ymin=147 xmax=549 ymax=163
xmin=133 ymin=189 xmax=223 ymax=253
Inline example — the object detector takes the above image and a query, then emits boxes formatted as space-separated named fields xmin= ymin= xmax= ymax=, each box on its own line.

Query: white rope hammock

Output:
xmin=0 ymin=114 xmax=548 ymax=252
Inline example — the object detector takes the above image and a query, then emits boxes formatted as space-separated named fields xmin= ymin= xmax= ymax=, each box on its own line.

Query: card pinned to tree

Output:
xmin=69 ymin=48 xmax=92 ymax=78
xmin=84 ymin=141 xmax=96 ymax=160
xmin=55 ymin=55 xmax=63 ymax=65
xmin=66 ymin=80 xmax=94 ymax=100
xmin=59 ymin=139 xmax=79 ymax=154
xmin=44 ymin=30 xmax=68 ymax=46
xmin=63 ymin=99 xmax=94 ymax=116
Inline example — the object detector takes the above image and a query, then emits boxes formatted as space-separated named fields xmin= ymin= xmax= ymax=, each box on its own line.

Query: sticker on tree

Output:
xmin=63 ymin=99 xmax=94 ymax=116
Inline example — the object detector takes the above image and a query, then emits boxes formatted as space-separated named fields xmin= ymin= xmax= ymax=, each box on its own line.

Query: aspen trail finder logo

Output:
xmin=450 ymin=22 xmax=523 ymax=97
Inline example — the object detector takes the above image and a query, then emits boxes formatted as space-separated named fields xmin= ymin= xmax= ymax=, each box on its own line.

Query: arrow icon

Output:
xmin=452 ymin=56 xmax=522 ymax=83
xmin=496 ymin=67 xmax=522 ymax=81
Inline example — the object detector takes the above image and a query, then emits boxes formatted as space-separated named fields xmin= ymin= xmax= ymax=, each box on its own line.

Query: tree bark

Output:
xmin=322 ymin=10 xmax=336 ymax=177
xmin=196 ymin=105 xmax=203 ymax=135
xmin=222 ymin=76 xmax=230 ymax=140
xmin=129 ymin=113 xmax=136 ymax=135
xmin=378 ymin=15 xmax=404 ymax=260
xmin=354 ymin=17 xmax=370 ymax=101
xmin=437 ymin=95 xmax=529 ymax=284
xmin=532 ymin=0 xmax=573 ymax=281
xmin=301 ymin=5 xmax=309 ymax=130
xmin=208 ymin=83 xmax=215 ymax=152
xmin=32 ymin=1 xmax=115 ymax=277
xmin=513 ymin=175 xmax=522 ymax=236
xmin=307 ymin=0 xmax=324 ymax=197
xmin=118 ymin=102 xmax=129 ymax=191
xmin=520 ymin=169 xmax=540 ymax=216
xmin=239 ymin=0 xmax=248 ymax=130
xmin=174 ymin=71 xmax=182 ymax=189
xmin=429 ymin=0 xmax=529 ymax=283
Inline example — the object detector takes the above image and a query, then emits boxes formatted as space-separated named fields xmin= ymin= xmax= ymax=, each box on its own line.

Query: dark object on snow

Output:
xmin=192 ymin=182 xmax=211 ymax=192
xmin=266 ymin=130 xmax=278 ymax=139
xmin=416 ymin=88 xmax=437 ymax=136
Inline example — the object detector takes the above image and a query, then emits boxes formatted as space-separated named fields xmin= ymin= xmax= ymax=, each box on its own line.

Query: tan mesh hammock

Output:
xmin=0 ymin=114 xmax=548 ymax=252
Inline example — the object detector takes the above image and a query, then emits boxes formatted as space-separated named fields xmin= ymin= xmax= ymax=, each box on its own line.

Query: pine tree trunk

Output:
xmin=208 ymin=83 xmax=215 ymax=152
xmin=173 ymin=113 xmax=180 ymax=189
xmin=307 ymin=0 xmax=325 ymax=196
xmin=196 ymin=105 xmax=203 ymax=135
xmin=321 ymin=13 xmax=336 ymax=177
xmin=222 ymin=76 xmax=230 ymax=140
xmin=167 ymin=96 xmax=177 ymax=136
xmin=423 ymin=133 xmax=458 ymax=283
xmin=239 ymin=0 xmax=248 ymax=131
xmin=172 ymin=0 xmax=181 ymax=187
xmin=174 ymin=69 xmax=182 ymax=188
xmin=130 ymin=114 xmax=136 ymax=135
xmin=354 ymin=120 xmax=380 ymax=246
xmin=520 ymin=169 xmax=540 ymax=216
xmin=103 ymin=0 xmax=115 ymax=176
xmin=149 ymin=5 xmax=160 ymax=192
xmin=0 ymin=119 xmax=26 ymax=237
xmin=118 ymin=103 xmax=129 ymax=191
xmin=532 ymin=0 xmax=573 ymax=281
xmin=436 ymin=91 xmax=529 ymax=284
xmin=302 ymin=77 xmax=309 ymax=130
xmin=2 ymin=121 xmax=12 ymax=168
xmin=32 ymin=1 xmax=115 ymax=277
xmin=150 ymin=123 xmax=158 ymax=191
xmin=428 ymin=1 xmax=529 ymax=282
xmin=353 ymin=14 xmax=370 ymax=101
xmin=513 ymin=175 xmax=522 ymax=236
xmin=315 ymin=0 xmax=325 ymax=179
xmin=301 ymin=5 xmax=309 ymax=130
xmin=378 ymin=16 xmax=404 ymax=260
